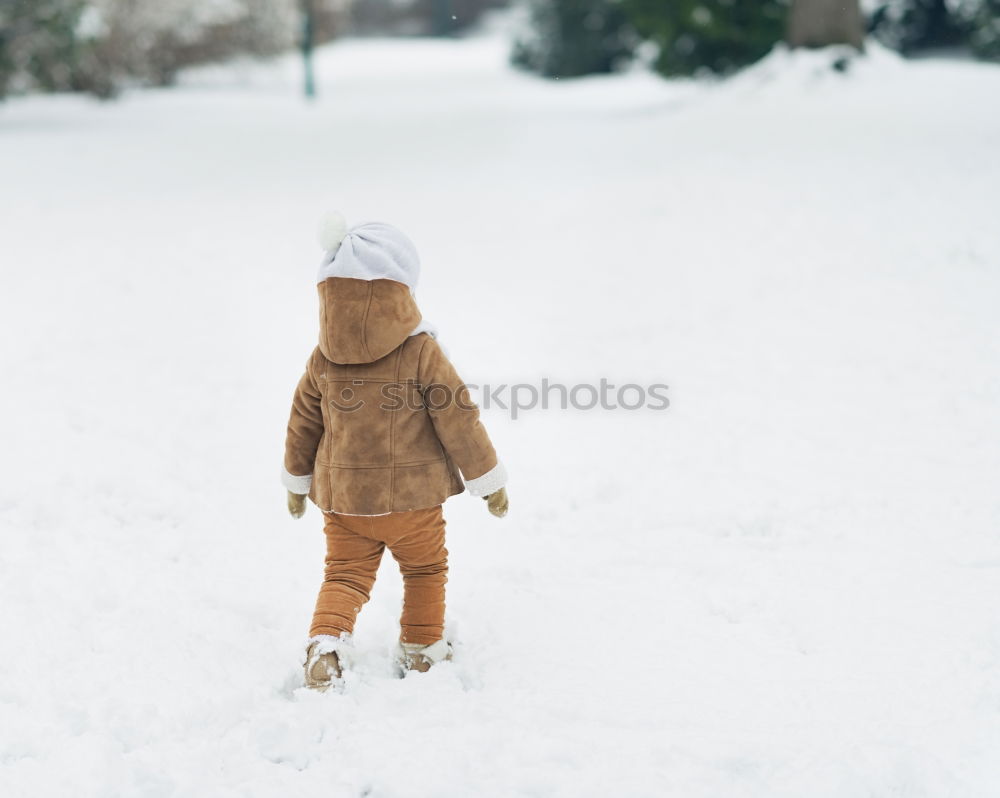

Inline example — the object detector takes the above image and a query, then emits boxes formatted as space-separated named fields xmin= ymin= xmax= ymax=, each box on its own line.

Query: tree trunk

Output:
xmin=787 ymin=0 xmax=865 ymax=49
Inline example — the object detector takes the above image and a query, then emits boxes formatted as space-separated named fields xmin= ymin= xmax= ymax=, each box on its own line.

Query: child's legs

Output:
xmin=380 ymin=506 xmax=448 ymax=646
xmin=310 ymin=512 xmax=385 ymax=638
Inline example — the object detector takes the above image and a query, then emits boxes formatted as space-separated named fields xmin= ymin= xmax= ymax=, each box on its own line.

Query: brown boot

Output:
xmin=400 ymin=639 xmax=452 ymax=674
xmin=304 ymin=640 xmax=343 ymax=690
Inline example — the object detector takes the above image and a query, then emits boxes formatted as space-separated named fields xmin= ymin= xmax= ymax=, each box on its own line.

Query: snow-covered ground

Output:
xmin=2 ymin=32 xmax=999 ymax=798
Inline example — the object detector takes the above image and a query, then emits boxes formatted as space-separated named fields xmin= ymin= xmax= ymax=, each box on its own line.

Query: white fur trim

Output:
xmin=282 ymin=467 xmax=312 ymax=495
xmin=464 ymin=461 xmax=507 ymax=498
xmin=307 ymin=634 xmax=350 ymax=656
xmin=409 ymin=319 xmax=438 ymax=339
xmin=402 ymin=639 xmax=451 ymax=663
xmin=317 ymin=211 xmax=348 ymax=253
xmin=323 ymin=510 xmax=392 ymax=517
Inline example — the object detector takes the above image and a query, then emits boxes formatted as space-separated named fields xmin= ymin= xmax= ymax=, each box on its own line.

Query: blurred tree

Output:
xmin=787 ymin=0 xmax=864 ymax=48
xmin=511 ymin=0 xmax=635 ymax=77
xmin=350 ymin=0 xmax=505 ymax=36
xmin=1 ymin=0 xmax=349 ymax=99
xmin=87 ymin=0 xmax=304 ymax=88
xmin=869 ymin=0 xmax=973 ymax=53
xmin=0 ymin=0 xmax=97 ymax=98
xmin=622 ymin=0 xmax=788 ymax=75
xmin=971 ymin=0 xmax=1000 ymax=57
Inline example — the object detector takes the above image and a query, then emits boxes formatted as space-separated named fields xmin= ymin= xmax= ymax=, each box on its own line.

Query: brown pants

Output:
xmin=310 ymin=505 xmax=448 ymax=646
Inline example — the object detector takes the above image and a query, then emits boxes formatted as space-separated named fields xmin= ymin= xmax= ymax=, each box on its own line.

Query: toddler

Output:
xmin=282 ymin=213 xmax=508 ymax=689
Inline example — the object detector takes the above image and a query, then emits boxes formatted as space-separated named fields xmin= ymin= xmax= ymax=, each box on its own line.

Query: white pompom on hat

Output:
xmin=317 ymin=211 xmax=349 ymax=252
xmin=316 ymin=212 xmax=421 ymax=290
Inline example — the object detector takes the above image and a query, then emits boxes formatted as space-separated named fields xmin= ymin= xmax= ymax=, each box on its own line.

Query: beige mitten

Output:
xmin=287 ymin=491 xmax=307 ymax=519
xmin=484 ymin=487 xmax=509 ymax=518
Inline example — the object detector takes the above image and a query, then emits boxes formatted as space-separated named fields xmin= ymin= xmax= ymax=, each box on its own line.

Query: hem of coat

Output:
xmin=318 ymin=485 xmax=462 ymax=517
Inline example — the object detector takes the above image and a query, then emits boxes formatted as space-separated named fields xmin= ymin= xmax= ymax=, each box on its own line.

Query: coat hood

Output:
xmin=318 ymin=276 xmax=422 ymax=364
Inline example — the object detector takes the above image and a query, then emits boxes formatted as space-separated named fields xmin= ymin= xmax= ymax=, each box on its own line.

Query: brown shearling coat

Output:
xmin=284 ymin=276 xmax=499 ymax=515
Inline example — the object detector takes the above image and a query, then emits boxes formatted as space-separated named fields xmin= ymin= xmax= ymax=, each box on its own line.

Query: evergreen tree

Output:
xmin=511 ymin=0 xmax=635 ymax=78
xmin=0 ymin=0 xmax=93 ymax=98
xmin=870 ymin=0 xmax=973 ymax=53
xmin=970 ymin=0 xmax=1000 ymax=58
xmin=622 ymin=0 xmax=788 ymax=76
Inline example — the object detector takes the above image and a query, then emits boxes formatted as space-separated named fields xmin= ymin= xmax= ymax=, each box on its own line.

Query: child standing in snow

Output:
xmin=282 ymin=214 xmax=508 ymax=690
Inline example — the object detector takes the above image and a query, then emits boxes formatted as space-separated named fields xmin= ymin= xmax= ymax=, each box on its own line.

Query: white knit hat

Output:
xmin=316 ymin=212 xmax=421 ymax=289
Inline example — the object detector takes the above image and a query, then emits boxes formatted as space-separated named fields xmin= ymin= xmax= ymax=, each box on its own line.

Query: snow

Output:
xmin=2 ymin=31 xmax=1000 ymax=798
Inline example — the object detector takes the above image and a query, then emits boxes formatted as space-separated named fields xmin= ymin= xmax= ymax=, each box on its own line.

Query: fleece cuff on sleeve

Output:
xmin=282 ymin=467 xmax=313 ymax=495
xmin=465 ymin=461 xmax=507 ymax=498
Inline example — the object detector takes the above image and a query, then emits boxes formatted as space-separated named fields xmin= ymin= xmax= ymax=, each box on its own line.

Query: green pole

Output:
xmin=301 ymin=0 xmax=316 ymax=99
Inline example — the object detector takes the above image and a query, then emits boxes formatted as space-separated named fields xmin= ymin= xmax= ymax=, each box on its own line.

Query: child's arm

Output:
xmin=418 ymin=337 xmax=507 ymax=508
xmin=282 ymin=352 xmax=324 ymax=513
